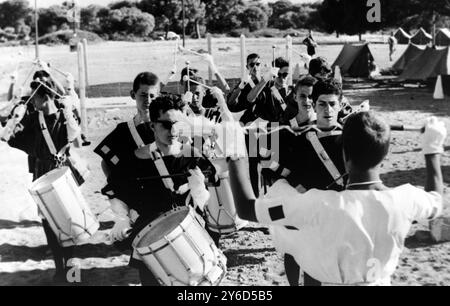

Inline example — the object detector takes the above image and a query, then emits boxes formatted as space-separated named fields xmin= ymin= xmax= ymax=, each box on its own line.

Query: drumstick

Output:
xmin=272 ymin=45 xmax=277 ymax=67
xmin=174 ymin=38 xmax=179 ymax=65
xmin=36 ymin=80 xmax=64 ymax=98
xmin=51 ymin=66 xmax=69 ymax=78
xmin=178 ymin=45 xmax=203 ymax=57
xmin=136 ymin=170 xmax=214 ymax=182
xmin=390 ymin=125 xmax=424 ymax=132
xmin=186 ymin=61 xmax=191 ymax=92
xmin=182 ymin=75 xmax=214 ymax=90
xmin=23 ymin=83 xmax=43 ymax=105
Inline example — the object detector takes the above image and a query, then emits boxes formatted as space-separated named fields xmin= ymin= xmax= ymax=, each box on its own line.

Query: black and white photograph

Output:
xmin=0 ymin=0 xmax=449 ymax=288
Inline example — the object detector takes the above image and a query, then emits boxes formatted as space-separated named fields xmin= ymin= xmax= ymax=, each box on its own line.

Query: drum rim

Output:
xmin=132 ymin=206 xmax=192 ymax=250
xmin=29 ymin=166 xmax=71 ymax=193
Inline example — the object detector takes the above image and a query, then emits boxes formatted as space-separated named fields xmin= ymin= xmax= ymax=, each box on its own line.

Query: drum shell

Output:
xmin=205 ymin=158 xmax=239 ymax=234
xmin=28 ymin=167 xmax=99 ymax=247
xmin=132 ymin=207 xmax=227 ymax=286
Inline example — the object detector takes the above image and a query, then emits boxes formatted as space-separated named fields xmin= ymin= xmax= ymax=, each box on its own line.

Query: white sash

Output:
xmin=148 ymin=142 xmax=192 ymax=206
xmin=127 ymin=119 xmax=145 ymax=148
xmin=271 ymin=86 xmax=299 ymax=129
xmin=306 ymin=131 xmax=344 ymax=187
xmin=271 ymin=86 xmax=287 ymax=111
xmin=149 ymin=142 xmax=175 ymax=192
xmin=38 ymin=111 xmax=58 ymax=155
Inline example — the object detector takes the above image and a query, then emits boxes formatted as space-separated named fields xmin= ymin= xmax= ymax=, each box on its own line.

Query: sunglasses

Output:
xmin=155 ymin=120 xmax=178 ymax=130
xmin=278 ymin=72 xmax=289 ymax=78
xmin=249 ymin=62 xmax=261 ymax=68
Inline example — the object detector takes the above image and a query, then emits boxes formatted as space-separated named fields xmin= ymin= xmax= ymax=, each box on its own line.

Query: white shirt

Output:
xmin=255 ymin=180 xmax=443 ymax=286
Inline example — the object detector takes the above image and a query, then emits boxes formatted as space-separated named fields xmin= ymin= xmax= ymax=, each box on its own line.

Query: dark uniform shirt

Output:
xmin=101 ymin=144 xmax=216 ymax=256
xmin=261 ymin=125 xmax=346 ymax=192
xmin=94 ymin=121 xmax=154 ymax=171
xmin=227 ymin=81 xmax=259 ymax=125
xmin=253 ymin=81 xmax=291 ymax=124
xmin=8 ymin=110 xmax=72 ymax=181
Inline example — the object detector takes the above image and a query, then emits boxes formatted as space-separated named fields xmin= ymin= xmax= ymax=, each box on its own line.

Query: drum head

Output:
xmin=135 ymin=208 xmax=189 ymax=248
xmin=29 ymin=167 xmax=69 ymax=192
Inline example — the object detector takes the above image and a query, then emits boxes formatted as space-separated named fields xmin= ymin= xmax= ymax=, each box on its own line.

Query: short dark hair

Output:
xmin=311 ymin=78 xmax=342 ymax=103
xmin=33 ymin=70 xmax=50 ymax=81
xmin=294 ymin=75 xmax=317 ymax=92
xmin=343 ymin=112 xmax=391 ymax=170
xmin=180 ymin=67 xmax=199 ymax=84
xmin=273 ymin=57 xmax=289 ymax=69
xmin=247 ymin=53 xmax=260 ymax=63
xmin=149 ymin=94 xmax=183 ymax=122
xmin=132 ymin=72 xmax=159 ymax=93
xmin=30 ymin=79 xmax=56 ymax=100
xmin=309 ymin=57 xmax=331 ymax=77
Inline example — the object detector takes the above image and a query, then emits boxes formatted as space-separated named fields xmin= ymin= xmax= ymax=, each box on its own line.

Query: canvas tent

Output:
xmin=392 ymin=43 xmax=426 ymax=72
xmin=410 ymin=28 xmax=432 ymax=45
xmin=394 ymin=28 xmax=411 ymax=45
xmin=332 ymin=44 xmax=375 ymax=78
xmin=436 ymin=28 xmax=450 ymax=46
xmin=399 ymin=46 xmax=450 ymax=80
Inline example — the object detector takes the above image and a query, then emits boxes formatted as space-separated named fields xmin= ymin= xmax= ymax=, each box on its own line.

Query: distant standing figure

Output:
xmin=303 ymin=30 xmax=318 ymax=57
xmin=388 ymin=32 xmax=397 ymax=62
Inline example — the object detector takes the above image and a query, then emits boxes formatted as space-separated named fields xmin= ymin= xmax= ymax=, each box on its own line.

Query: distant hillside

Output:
xmin=38 ymin=30 xmax=103 ymax=45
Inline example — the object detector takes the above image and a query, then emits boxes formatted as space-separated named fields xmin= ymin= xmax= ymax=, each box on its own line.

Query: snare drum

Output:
xmin=28 ymin=167 xmax=99 ymax=247
xmin=205 ymin=158 xmax=248 ymax=235
xmin=132 ymin=207 xmax=227 ymax=286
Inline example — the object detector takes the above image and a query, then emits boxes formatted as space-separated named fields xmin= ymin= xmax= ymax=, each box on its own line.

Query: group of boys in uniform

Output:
xmin=1 ymin=46 xmax=447 ymax=286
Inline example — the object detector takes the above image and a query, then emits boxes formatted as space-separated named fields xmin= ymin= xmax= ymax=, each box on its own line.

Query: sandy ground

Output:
xmin=1 ymin=40 xmax=450 ymax=286
xmin=1 ymin=84 xmax=450 ymax=286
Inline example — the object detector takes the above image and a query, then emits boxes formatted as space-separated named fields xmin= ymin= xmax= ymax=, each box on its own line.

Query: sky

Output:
xmin=1 ymin=0 xmax=319 ymax=8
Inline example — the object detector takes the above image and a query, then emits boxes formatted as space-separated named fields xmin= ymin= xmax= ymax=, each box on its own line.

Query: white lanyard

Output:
xmin=127 ymin=119 xmax=145 ymax=148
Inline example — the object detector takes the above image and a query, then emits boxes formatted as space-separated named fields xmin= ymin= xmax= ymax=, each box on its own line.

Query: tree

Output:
xmin=240 ymin=6 xmax=268 ymax=32
xmin=205 ymin=0 xmax=246 ymax=33
xmin=100 ymin=7 xmax=155 ymax=38
xmin=383 ymin=0 xmax=450 ymax=31
xmin=80 ymin=5 xmax=106 ymax=33
xmin=38 ymin=5 xmax=71 ymax=34
xmin=109 ymin=0 xmax=137 ymax=10
xmin=268 ymin=0 xmax=294 ymax=27
xmin=320 ymin=0 xmax=382 ymax=40
xmin=0 ymin=0 xmax=30 ymax=29
xmin=17 ymin=22 xmax=31 ymax=39
xmin=138 ymin=0 xmax=182 ymax=32
xmin=319 ymin=0 xmax=346 ymax=37
xmin=184 ymin=0 xmax=206 ymax=38
xmin=273 ymin=11 xmax=297 ymax=30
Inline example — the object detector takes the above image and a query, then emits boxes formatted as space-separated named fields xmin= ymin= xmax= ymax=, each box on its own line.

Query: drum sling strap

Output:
xmin=148 ymin=143 xmax=191 ymax=207
xmin=39 ymin=111 xmax=67 ymax=165
xmin=305 ymin=130 xmax=344 ymax=187
xmin=127 ymin=119 xmax=145 ymax=148
xmin=271 ymin=86 xmax=298 ymax=129
xmin=38 ymin=111 xmax=92 ymax=242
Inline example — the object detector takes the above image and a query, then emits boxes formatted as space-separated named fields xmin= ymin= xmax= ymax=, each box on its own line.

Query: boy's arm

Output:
xmin=202 ymin=54 xmax=230 ymax=94
xmin=425 ymin=154 xmax=443 ymax=196
xmin=247 ymin=78 xmax=268 ymax=103
xmin=412 ymin=117 xmax=447 ymax=221
xmin=422 ymin=117 xmax=446 ymax=196
xmin=228 ymin=158 xmax=258 ymax=222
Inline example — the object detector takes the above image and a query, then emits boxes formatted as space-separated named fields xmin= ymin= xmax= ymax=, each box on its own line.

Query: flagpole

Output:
xmin=34 ymin=0 xmax=39 ymax=59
